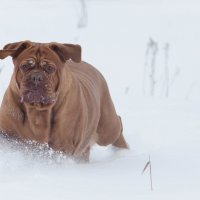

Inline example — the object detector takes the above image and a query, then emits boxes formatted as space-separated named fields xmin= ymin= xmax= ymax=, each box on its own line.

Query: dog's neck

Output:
xmin=25 ymin=105 xmax=52 ymax=143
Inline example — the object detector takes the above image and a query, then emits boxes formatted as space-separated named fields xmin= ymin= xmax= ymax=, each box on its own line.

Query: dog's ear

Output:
xmin=49 ymin=43 xmax=81 ymax=63
xmin=0 ymin=41 xmax=31 ymax=59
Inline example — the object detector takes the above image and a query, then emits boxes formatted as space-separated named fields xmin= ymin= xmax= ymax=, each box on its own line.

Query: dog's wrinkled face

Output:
xmin=16 ymin=45 xmax=61 ymax=106
xmin=0 ymin=41 xmax=81 ymax=107
xmin=20 ymin=61 xmax=56 ymax=105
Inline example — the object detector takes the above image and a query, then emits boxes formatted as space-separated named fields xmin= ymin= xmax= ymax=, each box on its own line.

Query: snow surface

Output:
xmin=0 ymin=0 xmax=200 ymax=199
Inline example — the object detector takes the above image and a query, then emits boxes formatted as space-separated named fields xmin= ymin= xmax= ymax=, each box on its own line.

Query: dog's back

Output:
xmin=66 ymin=60 xmax=129 ymax=149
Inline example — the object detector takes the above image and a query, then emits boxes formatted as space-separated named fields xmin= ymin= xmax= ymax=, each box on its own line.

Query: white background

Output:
xmin=0 ymin=0 xmax=200 ymax=199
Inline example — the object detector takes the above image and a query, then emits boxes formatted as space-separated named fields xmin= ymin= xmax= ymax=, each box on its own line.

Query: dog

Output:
xmin=0 ymin=41 xmax=128 ymax=161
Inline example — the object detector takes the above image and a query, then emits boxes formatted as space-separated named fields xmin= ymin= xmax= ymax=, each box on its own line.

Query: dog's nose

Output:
xmin=31 ymin=73 xmax=43 ymax=85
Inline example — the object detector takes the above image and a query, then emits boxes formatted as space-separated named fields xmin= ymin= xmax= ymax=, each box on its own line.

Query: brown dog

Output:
xmin=0 ymin=41 xmax=128 ymax=161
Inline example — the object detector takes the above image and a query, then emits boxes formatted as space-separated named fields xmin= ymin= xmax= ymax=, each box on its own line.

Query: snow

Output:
xmin=0 ymin=0 xmax=200 ymax=199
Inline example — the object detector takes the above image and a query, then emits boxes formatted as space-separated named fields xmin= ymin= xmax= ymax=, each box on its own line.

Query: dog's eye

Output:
xmin=21 ymin=64 xmax=33 ymax=72
xmin=45 ymin=65 xmax=56 ymax=74
xmin=20 ymin=59 xmax=35 ymax=72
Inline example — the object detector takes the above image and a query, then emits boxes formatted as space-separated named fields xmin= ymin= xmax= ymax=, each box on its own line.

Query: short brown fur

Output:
xmin=0 ymin=41 xmax=128 ymax=161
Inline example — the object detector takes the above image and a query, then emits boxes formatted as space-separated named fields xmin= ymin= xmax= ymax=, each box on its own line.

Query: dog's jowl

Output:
xmin=0 ymin=41 xmax=128 ymax=161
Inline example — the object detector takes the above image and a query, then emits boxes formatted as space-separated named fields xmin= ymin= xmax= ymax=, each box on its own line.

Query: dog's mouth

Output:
xmin=19 ymin=72 xmax=58 ymax=106
xmin=21 ymin=90 xmax=56 ymax=105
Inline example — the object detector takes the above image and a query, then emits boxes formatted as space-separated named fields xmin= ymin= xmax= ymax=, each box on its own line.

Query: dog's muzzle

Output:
xmin=20 ymin=72 xmax=56 ymax=105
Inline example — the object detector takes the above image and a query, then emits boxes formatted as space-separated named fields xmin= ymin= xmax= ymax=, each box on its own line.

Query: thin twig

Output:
xmin=143 ymin=39 xmax=151 ymax=96
xmin=164 ymin=43 xmax=169 ymax=97
xmin=142 ymin=161 xmax=150 ymax=174
xmin=142 ymin=155 xmax=153 ymax=191
xmin=149 ymin=40 xmax=158 ymax=96
xmin=149 ymin=156 xmax=153 ymax=191
xmin=77 ymin=0 xmax=88 ymax=29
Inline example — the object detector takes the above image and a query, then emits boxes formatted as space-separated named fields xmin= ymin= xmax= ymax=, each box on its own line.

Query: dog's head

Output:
xmin=0 ymin=41 xmax=81 ymax=107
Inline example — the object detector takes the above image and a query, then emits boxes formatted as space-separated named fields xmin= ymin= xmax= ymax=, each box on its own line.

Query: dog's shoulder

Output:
xmin=66 ymin=61 xmax=106 ymax=83
xmin=66 ymin=60 xmax=96 ymax=72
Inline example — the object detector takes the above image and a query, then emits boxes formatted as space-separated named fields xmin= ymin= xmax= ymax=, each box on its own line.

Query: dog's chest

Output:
xmin=24 ymin=107 xmax=52 ymax=143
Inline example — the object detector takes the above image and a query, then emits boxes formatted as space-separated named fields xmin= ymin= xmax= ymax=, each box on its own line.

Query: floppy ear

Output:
xmin=0 ymin=41 xmax=31 ymax=60
xmin=0 ymin=49 xmax=16 ymax=59
xmin=49 ymin=43 xmax=81 ymax=63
